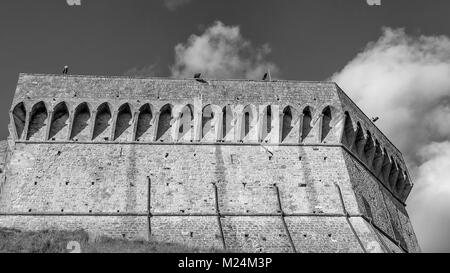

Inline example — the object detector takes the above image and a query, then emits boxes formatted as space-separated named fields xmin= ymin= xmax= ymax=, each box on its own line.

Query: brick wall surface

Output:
xmin=0 ymin=142 xmax=419 ymax=252
xmin=342 ymin=152 xmax=420 ymax=252
xmin=0 ymin=74 xmax=420 ymax=252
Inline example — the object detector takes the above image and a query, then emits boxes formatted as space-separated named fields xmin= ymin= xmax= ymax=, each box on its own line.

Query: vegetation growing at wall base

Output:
xmin=0 ymin=228 xmax=220 ymax=253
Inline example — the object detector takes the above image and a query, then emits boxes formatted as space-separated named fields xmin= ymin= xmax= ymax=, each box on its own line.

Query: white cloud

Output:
xmin=409 ymin=142 xmax=450 ymax=252
xmin=170 ymin=21 xmax=279 ymax=79
xmin=331 ymin=27 xmax=450 ymax=252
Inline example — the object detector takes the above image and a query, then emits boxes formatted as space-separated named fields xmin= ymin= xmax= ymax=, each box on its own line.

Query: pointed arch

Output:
xmin=342 ymin=111 xmax=355 ymax=148
xmin=395 ymin=168 xmax=406 ymax=193
xmin=202 ymin=104 xmax=216 ymax=141
xmin=12 ymin=102 xmax=26 ymax=139
xmin=380 ymin=150 xmax=393 ymax=184
xmin=70 ymin=102 xmax=91 ymax=141
xmin=400 ymin=179 xmax=413 ymax=201
xmin=362 ymin=131 xmax=375 ymax=165
xmin=222 ymin=105 xmax=234 ymax=142
xmin=353 ymin=122 xmax=365 ymax=156
xmin=26 ymin=101 xmax=48 ymax=140
xmin=320 ymin=106 xmax=332 ymax=142
xmin=301 ymin=106 xmax=313 ymax=142
xmin=281 ymin=106 xmax=294 ymax=143
xmin=241 ymin=104 xmax=256 ymax=141
xmin=114 ymin=103 xmax=133 ymax=141
xmin=156 ymin=104 xmax=173 ymax=142
xmin=135 ymin=103 xmax=153 ymax=141
xmin=178 ymin=104 xmax=194 ymax=142
xmin=388 ymin=158 xmax=400 ymax=189
xmin=261 ymin=105 xmax=273 ymax=141
xmin=93 ymin=102 xmax=112 ymax=141
xmin=243 ymin=107 xmax=251 ymax=139
xmin=371 ymin=140 xmax=384 ymax=175
xmin=49 ymin=102 xmax=70 ymax=140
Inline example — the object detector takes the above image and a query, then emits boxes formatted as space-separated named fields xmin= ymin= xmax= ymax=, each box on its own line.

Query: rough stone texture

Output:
xmin=0 ymin=215 xmax=148 ymax=240
xmin=151 ymin=216 xmax=223 ymax=250
xmin=286 ymin=216 xmax=364 ymax=253
xmin=222 ymin=216 xmax=292 ymax=253
xmin=0 ymin=74 xmax=420 ymax=252
xmin=0 ymin=140 xmax=7 ymax=195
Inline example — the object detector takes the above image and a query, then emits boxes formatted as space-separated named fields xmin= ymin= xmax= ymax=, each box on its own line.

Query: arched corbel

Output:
xmin=257 ymin=105 xmax=265 ymax=142
xmin=66 ymin=110 xmax=75 ymax=141
xmin=371 ymin=144 xmax=384 ymax=176
xmin=278 ymin=110 xmax=285 ymax=144
xmin=44 ymin=110 xmax=54 ymax=141
xmin=109 ymin=110 xmax=119 ymax=141
xmin=215 ymin=108 xmax=223 ymax=142
xmin=395 ymin=171 xmax=407 ymax=194
xmin=172 ymin=110 xmax=181 ymax=142
xmin=400 ymin=180 xmax=413 ymax=201
xmin=21 ymin=109 xmax=31 ymax=141
xmin=297 ymin=113 xmax=305 ymax=143
xmin=381 ymin=154 xmax=392 ymax=186
xmin=131 ymin=110 xmax=140 ymax=142
xmin=151 ymin=111 xmax=161 ymax=142
xmin=388 ymin=161 xmax=400 ymax=190
xmin=354 ymin=131 xmax=367 ymax=158
xmin=363 ymin=137 xmax=376 ymax=167
xmin=235 ymin=111 xmax=243 ymax=142
xmin=89 ymin=110 xmax=98 ymax=141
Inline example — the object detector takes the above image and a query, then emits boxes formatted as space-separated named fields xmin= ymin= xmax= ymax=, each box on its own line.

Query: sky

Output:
xmin=1 ymin=0 xmax=450 ymax=252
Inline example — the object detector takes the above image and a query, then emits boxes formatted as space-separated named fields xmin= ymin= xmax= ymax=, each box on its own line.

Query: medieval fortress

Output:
xmin=0 ymin=73 xmax=420 ymax=252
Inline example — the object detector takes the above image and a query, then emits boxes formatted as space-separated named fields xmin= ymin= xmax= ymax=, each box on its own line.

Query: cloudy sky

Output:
xmin=1 ymin=0 xmax=450 ymax=252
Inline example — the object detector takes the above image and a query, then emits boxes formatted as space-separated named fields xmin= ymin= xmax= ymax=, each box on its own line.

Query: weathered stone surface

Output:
xmin=0 ymin=73 xmax=420 ymax=252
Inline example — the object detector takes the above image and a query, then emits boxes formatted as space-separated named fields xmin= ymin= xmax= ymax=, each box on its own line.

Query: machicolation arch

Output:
xmin=10 ymin=98 xmax=412 ymax=202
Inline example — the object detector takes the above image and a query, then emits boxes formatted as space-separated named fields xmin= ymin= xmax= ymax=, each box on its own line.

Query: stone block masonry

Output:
xmin=0 ymin=74 xmax=420 ymax=252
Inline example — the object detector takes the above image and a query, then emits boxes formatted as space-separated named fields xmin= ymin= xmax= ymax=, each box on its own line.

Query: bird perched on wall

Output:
xmin=194 ymin=72 xmax=207 ymax=83
xmin=62 ymin=65 xmax=69 ymax=74
xmin=262 ymin=69 xmax=272 ymax=81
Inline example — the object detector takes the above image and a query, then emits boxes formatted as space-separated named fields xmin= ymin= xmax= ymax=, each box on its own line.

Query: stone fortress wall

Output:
xmin=0 ymin=74 xmax=420 ymax=252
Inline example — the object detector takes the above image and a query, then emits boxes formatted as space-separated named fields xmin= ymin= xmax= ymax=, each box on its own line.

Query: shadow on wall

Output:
xmin=114 ymin=103 xmax=133 ymax=141
xmin=135 ymin=103 xmax=153 ymax=142
xmin=70 ymin=102 xmax=91 ymax=141
xmin=12 ymin=102 xmax=26 ymax=140
xmin=49 ymin=102 xmax=69 ymax=141
xmin=93 ymin=103 xmax=112 ymax=141
xmin=156 ymin=104 xmax=173 ymax=142
xmin=26 ymin=101 xmax=47 ymax=141
xmin=13 ymin=101 xmax=341 ymax=146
